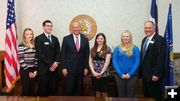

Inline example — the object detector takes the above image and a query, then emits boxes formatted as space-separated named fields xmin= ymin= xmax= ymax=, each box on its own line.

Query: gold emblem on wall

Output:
xmin=70 ymin=15 xmax=97 ymax=40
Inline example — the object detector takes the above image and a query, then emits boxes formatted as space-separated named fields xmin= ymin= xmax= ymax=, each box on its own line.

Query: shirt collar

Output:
xmin=147 ymin=32 xmax=155 ymax=41
xmin=44 ymin=32 xmax=51 ymax=38
xmin=73 ymin=33 xmax=80 ymax=38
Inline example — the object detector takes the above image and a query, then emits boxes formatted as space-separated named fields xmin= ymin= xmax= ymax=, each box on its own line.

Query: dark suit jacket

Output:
xmin=139 ymin=34 xmax=166 ymax=82
xmin=61 ymin=34 xmax=89 ymax=74
xmin=35 ymin=33 xmax=60 ymax=75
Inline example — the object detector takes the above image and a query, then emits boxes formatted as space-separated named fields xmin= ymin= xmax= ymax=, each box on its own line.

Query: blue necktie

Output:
xmin=48 ymin=35 xmax=52 ymax=43
xmin=142 ymin=38 xmax=149 ymax=59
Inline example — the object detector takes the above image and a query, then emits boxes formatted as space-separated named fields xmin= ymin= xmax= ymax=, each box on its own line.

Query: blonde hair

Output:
xmin=120 ymin=30 xmax=134 ymax=57
xmin=22 ymin=28 xmax=35 ymax=48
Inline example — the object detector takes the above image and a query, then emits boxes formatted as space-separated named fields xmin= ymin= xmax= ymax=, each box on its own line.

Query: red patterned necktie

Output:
xmin=76 ymin=36 xmax=79 ymax=51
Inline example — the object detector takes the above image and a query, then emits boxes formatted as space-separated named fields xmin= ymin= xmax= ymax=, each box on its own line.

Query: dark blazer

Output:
xmin=61 ymin=34 xmax=89 ymax=74
xmin=35 ymin=33 xmax=60 ymax=75
xmin=139 ymin=34 xmax=166 ymax=82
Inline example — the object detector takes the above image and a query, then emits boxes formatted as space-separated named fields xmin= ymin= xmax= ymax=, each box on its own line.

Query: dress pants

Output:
xmin=38 ymin=71 xmax=57 ymax=96
xmin=142 ymin=80 xmax=163 ymax=101
xmin=20 ymin=68 xmax=36 ymax=96
xmin=64 ymin=73 xmax=83 ymax=96
xmin=115 ymin=74 xmax=137 ymax=97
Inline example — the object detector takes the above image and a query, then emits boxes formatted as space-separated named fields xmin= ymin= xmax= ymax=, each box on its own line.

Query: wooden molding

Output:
xmin=0 ymin=51 xmax=5 ymax=90
xmin=174 ymin=53 xmax=180 ymax=59
xmin=0 ymin=51 xmax=5 ymax=61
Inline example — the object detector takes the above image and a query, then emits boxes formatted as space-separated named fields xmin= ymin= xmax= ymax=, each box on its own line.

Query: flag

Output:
xmin=4 ymin=0 xmax=20 ymax=92
xmin=150 ymin=0 xmax=159 ymax=34
xmin=164 ymin=2 xmax=174 ymax=86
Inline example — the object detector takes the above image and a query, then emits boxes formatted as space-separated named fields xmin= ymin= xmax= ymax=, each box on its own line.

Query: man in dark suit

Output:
xmin=61 ymin=22 xmax=89 ymax=96
xmin=35 ymin=20 xmax=60 ymax=96
xmin=139 ymin=21 xmax=166 ymax=101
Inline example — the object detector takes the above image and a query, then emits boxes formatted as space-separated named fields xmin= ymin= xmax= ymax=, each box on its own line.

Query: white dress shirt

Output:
xmin=146 ymin=32 xmax=155 ymax=48
xmin=73 ymin=34 xmax=81 ymax=48
xmin=44 ymin=32 xmax=52 ymax=42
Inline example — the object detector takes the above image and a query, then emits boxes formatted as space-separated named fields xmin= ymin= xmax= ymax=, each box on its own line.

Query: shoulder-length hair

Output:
xmin=22 ymin=28 xmax=35 ymax=48
xmin=120 ymin=30 xmax=134 ymax=57
xmin=91 ymin=33 xmax=108 ymax=58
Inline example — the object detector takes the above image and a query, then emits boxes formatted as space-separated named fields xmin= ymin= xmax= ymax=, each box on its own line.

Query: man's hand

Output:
xmin=62 ymin=68 xmax=68 ymax=77
xmin=49 ymin=62 xmax=59 ymax=72
xmin=53 ymin=62 xmax=59 ymax=68
xmin=84 ymin=68 xmax=88 ymax=76
xmin=152 ymin=75 xmax=159 ymax=81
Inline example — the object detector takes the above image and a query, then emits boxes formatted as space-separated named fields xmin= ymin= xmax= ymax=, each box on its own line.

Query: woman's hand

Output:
xmin=29 ymin=72 xmax=34 ymax=79
xmin=125 ymin=74 xmax=130 ymax=79
xmin=121 ymin=74 xmax=127 ymax=79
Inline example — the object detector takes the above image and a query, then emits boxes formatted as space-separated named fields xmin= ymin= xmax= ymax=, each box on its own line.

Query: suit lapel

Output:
xmin=70 ymin=34 xmax=84 ymax=52
xmin=42 ymin=33 xmax=47 ymax=40
xmin=141 ymin=37 xmax=147 ymax=61
xmin=50 ymin=35 xmax=55 ymax=47
xmin=141 ymin=37 xmax=147 ymax=53
xmin=144 ymin=35 xmax=156 ymax=59
xmin=70 ymin=34 xmax=78 ymax=52
xmin=79 ymin=34 xmax=84 ymax=52
xmin=142 ymin=35 xmax=155 ymax=61
xmin=146 ymin=35 xmax=156 ymax=53
xmin=42 ymin=33 xmax=51 ymax=43
xmin=42 ymin=33 xmax=53 ymax=47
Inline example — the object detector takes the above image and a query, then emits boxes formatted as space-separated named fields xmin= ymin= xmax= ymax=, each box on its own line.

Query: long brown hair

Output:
xmin=22 ymin=28 xmax=35 ymax=48
xmin=91 ymin=33 xmax=108 ymax=58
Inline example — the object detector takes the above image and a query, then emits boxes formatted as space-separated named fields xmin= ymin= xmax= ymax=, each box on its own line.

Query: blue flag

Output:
xmin=150 ymin=0 xmax=159 ymax=34
xmin=164 ymin=3 xmax=174 ymax=86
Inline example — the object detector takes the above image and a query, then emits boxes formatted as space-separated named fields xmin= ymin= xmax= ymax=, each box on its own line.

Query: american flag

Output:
xmin=4 ymin=0 xmax=20 ymax=92
xmin=150 ymin=0 xmax=159 ymax=34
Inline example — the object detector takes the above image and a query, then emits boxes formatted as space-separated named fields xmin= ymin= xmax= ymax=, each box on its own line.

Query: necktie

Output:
xmin=48 ymin=35 xmax=52 ymax=43
xmin=142 ymin=38 xmax=149 ymax=59
xmin=76 ymin=36 xmax=80 ymax=51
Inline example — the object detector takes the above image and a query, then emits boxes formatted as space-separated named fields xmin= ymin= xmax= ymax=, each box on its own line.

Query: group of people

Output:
xmin=18 ymin=20 xmax=165 ymax=101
